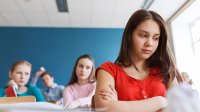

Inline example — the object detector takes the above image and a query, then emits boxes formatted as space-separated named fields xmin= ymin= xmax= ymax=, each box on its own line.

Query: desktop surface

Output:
xmin=0 ymin=102 xmax=104 ymax=112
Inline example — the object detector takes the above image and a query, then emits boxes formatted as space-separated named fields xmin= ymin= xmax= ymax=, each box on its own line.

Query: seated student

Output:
xmin=94 ymin=9 xmax=183 ymax=112
xmin=165 ymin=83 xmax=200 ymax=112
xmin=0 ymin=60 xmax=45 ymax=102
xmin=63 ymin=54 xmax=96 ymax=109
xmin=30 ymin=67 xmax=65 ymax=104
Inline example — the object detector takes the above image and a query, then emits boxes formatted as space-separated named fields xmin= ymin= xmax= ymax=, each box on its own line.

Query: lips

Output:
xmin=79 ymin=73 xmax=86 ymax=76
xmin=142 ymin=49 xmax=152 ymax=54
xmin=18 ymin=81 xmax=24 ymax=84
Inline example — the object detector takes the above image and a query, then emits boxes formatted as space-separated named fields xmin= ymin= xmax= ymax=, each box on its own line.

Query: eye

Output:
xmin=78 ymin=64 xmax=83 ymax=68
xmin=139 ymin=32 xmax=148 ymax=38
xmin=16 ymin=71 xmax=22 ymax=75
xmin=25 ymin=72 xmax=29 ymax=75
xmin=153 ymin=36 xmax=160 ymax=41
xmin=86 ymin=66 xmax=91 ymax=69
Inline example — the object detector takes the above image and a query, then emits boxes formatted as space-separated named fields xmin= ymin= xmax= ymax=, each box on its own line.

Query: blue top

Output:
xmin=0 ymin=88 xmax=4 ymax=97
xmin=0 ymin=86 xmax=45 ymax=102
xmin=30 ymin=77 xmax=64 ymax=102
xmin=42 ymin=83 xmax=64 ymax=101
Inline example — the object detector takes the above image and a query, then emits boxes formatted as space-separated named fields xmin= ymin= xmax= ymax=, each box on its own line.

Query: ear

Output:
xmin=9 ymin=70 xmax=12 ymax=79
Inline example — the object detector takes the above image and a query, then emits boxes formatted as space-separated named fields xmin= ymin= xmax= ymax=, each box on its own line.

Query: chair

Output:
xmin=91 ymin=95 xmax=95 ymax=108
xmin=0 ymin=96 xmax=36 ymax=104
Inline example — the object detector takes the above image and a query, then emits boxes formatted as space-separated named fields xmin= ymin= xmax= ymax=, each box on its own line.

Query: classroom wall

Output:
xmin=0 ymin=27 xmax=123 ymax=88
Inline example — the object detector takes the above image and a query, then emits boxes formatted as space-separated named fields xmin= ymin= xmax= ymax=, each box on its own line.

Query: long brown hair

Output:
xmin=115 ymin=9 xmax=183 ymax=84
xmin=66 ymin=54 xmax=96 ymax=86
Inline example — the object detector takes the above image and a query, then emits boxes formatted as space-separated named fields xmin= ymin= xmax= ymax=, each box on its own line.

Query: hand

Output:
xmin=100 ymin=85 xmax=118 ymax=101
xmin=35 ymin=67 xmax=45 ymax=78
xmin=64 ymin=100 xmax=80 ymax=109
xmin=7 ymin=80 xmax=17 ymax=87
xmin=156 ymin=109 xmax=164 ymax=112
xmin=55 ymin=100 xmax=62 ymax=105
xmin=156 ymin=96 xmax=167 ymax=109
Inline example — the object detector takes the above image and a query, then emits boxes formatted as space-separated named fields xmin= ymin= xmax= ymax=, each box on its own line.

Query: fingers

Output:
xmin=100 ymin=90 xmax=118 ymax=101
xmin=67 ymin=104 xmax=74 ymax=110
xmin=109 ymin=85 xmax=117 ymax=96
xmin=64 ymin=102 xmax=71 ymax=109
xmin=100 ymin=91 xmax=114 ymax=100
xmin=99 ymin=84 xmax=118 ymax=102
xmin=35 ymin=70 xmax=45 ymax=77
xmin=64 ymin=101 xmax=80 ymax=110
xmin=64 ymin=102 xmax=75 ymax=110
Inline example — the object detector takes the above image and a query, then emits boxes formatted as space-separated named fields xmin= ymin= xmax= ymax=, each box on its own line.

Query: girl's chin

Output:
xmin=141 ymin=54 xmax=152 ymax=59
xmin=18 ymin=83 xmax=26 ymax=86
xmin=79 ymin=77 xmax=89 ymax=80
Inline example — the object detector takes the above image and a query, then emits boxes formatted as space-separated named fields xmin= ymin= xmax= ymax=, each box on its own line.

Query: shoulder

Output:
xmin=27 ymin=85 xmax=41 ymax=92
xmin=64 ymin=83 xmax=76 ymax=93
xmin=0 ymin=88 xmax=5 ymax=96
xmin=91 ymin=81 xmax=96 ymax=86
xmin=56 ymin=84 xmax=65 ymax=90
xmin=100 ymin=62 xmax=116 ymax=68
xmin=96 ymin=61 xmax=121 ymax=78
xmin=0 ymin=88 xmax=3 ymax=92
xmin=89 ymin=82 xmax=96 ymax=88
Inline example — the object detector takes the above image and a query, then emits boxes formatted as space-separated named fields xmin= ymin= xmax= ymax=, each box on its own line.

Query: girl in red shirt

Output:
xmin=94 ymin=9 xmax=183 ymax=112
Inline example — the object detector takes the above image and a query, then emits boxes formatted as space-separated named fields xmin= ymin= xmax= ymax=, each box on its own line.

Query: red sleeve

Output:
xmin=95 ymin=62 xmax=117 ymax=79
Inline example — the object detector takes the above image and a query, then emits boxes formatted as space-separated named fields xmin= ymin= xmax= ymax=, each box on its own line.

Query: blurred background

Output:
xmin=0 ymin=0 xmax=199 ymax=92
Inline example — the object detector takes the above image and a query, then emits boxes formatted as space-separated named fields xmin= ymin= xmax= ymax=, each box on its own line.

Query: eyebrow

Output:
xmin=138 ymin=30 xmax=160 ymax=36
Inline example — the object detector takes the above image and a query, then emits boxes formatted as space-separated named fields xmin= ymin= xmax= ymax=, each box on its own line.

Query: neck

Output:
xmin=48 ymin=83 xmax=55 ymax=88
xmin=17 ymin=85 xmax=27 ymax=94
xmin=132 ymin=57 xmax=147 ymax=72
xmin=77 ymin=79 xmax=89 ymax=85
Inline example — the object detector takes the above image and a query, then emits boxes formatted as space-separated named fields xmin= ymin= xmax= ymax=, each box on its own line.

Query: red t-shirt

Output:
xmin=96 ymin=62 xmax=166 ymax=101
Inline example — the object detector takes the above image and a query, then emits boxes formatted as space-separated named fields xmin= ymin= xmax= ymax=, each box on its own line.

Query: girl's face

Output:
xmin=76 ymin=58 xmax=93 ymax=82
xmin=132 ymin=19 xmax=160 ymax=61
xmin=9 ymin=64 xmax=31 ymax=87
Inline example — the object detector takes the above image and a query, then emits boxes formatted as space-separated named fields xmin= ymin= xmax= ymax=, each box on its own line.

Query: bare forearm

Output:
xmin=30 ymin=77 xmax=38 ymax=86
xmin=96 ymin=96 xmax=166 ymax=112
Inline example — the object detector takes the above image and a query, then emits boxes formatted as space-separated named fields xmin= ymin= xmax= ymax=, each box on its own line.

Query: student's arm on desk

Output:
xmin=77 ymin=82 xmax=96 ymax=107
xmin=95 ymin=69 xmax=167 ymax=112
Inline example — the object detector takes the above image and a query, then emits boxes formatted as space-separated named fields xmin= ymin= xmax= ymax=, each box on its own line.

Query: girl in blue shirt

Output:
xmin=0 ymin=60 xmax=45 ymax=102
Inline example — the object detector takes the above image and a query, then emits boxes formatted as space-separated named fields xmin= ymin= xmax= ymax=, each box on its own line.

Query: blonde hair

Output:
xmin=10 ymin=60 xmax=32 ymax=72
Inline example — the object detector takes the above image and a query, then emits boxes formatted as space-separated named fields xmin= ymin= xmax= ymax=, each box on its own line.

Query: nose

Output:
xmin=81 ymin=67 xmax=87 ymax=72
xmin=20 ymin=73 xmax=25 ymax=79
xmin=146 ymin=37 xmax=153 ymax=46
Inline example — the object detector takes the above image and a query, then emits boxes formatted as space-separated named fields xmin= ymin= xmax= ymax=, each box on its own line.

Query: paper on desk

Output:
xmin=0 ymin=102 xmax=64 ymax=112
xmin=0 ymin=102 xmax=105 ymax=112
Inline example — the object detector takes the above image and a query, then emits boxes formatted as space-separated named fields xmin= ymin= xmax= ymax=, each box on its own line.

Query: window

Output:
xmin=191 ymin=19 xmax=200 ymax=58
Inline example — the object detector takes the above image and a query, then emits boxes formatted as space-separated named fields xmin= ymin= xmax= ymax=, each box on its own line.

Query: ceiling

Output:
xmin=0 ymin=0 xmax=189 ymax=28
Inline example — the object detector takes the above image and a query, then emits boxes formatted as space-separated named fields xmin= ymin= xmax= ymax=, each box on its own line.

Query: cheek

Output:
xmin=76 ymin=68 xmax=80 ymax=75
xmin=25 ymin=74 xmax=30 ymax=79
xmin=27 ymin=76 xmax=30 ymax=80
xmin=133 ymin=37 xmax=143 ymax=49
xmin=153 ymin=42 xmax=159 ymax=51
xmin=87 ymin=69 xmax=92 ymax=75
xmin=11 ymin=75 xmax=19 ymax=80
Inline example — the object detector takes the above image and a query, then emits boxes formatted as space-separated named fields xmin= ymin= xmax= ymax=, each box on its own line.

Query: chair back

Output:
xmin=91 ymin=95 xmax=95 ymax=108
xmin=0 ymin=96 xmax=36 ymax=104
